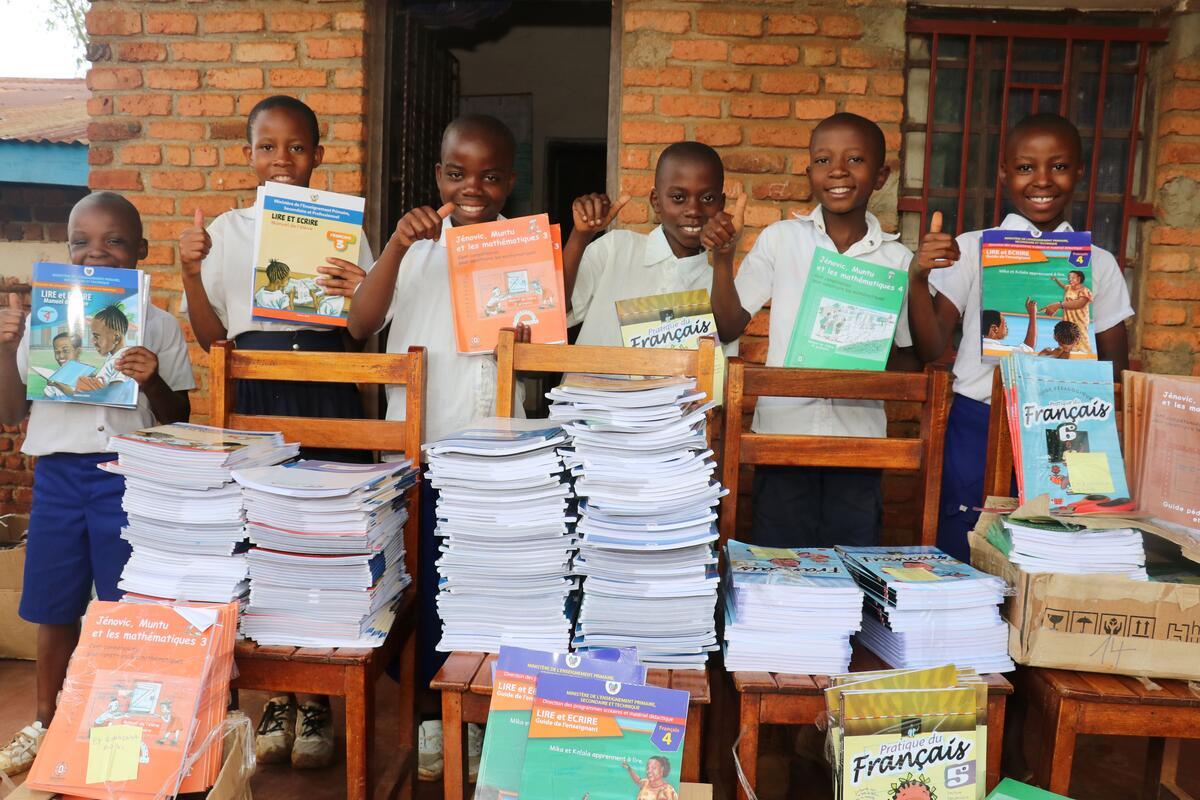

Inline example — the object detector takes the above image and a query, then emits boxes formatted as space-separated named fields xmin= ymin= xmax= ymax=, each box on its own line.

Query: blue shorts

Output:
xmin=936 ymin=394 xmax=1014 ymax=562
xmin=19 ymin=453 xmax=130 ymax=625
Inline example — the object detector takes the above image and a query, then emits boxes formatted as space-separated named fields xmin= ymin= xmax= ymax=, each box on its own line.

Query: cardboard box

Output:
xmin=970 ymin=512 xmax=1200 ymax=681
xmin=0 ymin=514 xmax=35 ymax=661
xmin=680 ymin=785 xmax=714 ymax=800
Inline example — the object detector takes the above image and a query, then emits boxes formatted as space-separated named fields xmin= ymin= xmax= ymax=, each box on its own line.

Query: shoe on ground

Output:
xmin=418 ymin=719 xmax=443 ymax=782
xmin=467 ymin=723 xmax=484 ymax=783
xmin=292 ymin=701 xmax=335 ymax=769
xmin=0 ymin=722 xmax=45 ymax=777
xmin=255 ymin=696 xmax=296 ymax=765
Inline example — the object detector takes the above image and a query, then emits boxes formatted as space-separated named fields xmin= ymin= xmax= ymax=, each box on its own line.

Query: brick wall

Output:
xmin=0 ymin=182 xmax=90 ymax=242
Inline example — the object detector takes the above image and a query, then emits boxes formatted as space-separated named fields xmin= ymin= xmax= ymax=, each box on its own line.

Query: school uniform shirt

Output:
xmin=733 ymin=206 xmax=914 ymax=438
xmin=928 ymin=213 xmax=1134 ymax=404
xmin=189 ymin=205 xmax=374 ymax=339
xmin=17 ymin=304 xmax=196 ymax=456
xmin=379 ymin=216 xmax=525 ymax=444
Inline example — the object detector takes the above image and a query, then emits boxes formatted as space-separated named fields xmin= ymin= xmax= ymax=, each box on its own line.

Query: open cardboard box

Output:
xmin=0 ymin=514 xmax=35 ymax=661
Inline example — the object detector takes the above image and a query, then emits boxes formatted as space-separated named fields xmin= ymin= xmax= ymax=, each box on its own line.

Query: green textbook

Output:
xmin=986 ymin=778 xmax=1073 ymax=800
xmin=783 ymin=247 xmax=907 ymax=371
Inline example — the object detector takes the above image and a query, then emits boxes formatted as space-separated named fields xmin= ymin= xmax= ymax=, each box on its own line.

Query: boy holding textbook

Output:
xmin=907 ymin=113 xmax=1133 ymax=561
xmin=702 ymin=112 xmax=915 ymax=549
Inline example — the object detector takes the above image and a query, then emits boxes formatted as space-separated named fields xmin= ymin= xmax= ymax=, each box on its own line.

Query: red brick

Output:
xmin=701 ymin=70 xmax=751 ymax=92
xmin=164 ymin=145 xmax=190 ymax=166
xmin=334 ymin=12 xmax=366 ymax=31
xmin=620 ymin=173 xmax=656 ymax=196
xmin=269 ymin=12 xmax=331 ymax=32
xmin=841 ymin=47 xmax=885 ymax=69
xmin=1160 ymin=141 xmax=1200 ymax=164
xmin=88 ymin=146 xmax=113 ymax=166
xmin=146 ymin=68 xmax=200 ymax=90
xmin=621 ymin=149 xmax=651 ymax=170
xmin=747 ymin=123 xmax=812 ymax=148
xmin=731 ymin=97 xmax=791 ymax=119
xmin=331 ymin=171 xmax=365 ymax=194
xmin=306 ymin=93 xmax=366 ymax=116
xmin=794 ymin=98 xmax=838 ymax=119
xmin=86 ymin=9 xmax=141 ymax=36
xmin=221 ymin=143 xmax=247 ymax=166
xmin=320 ymin=145 xmax=365 ymax=165
xmin=334 ymin=68 xmax=365 ymax=89
xmin=752 ymin=177 xmax=811 ymax=201
xmin=765 ymin=13 xmax=817 ymax=35
xmin=172 ymin=42 xmax=232 ymax=62
xmin=1152 ymin=226 xmax=1200 ymax=246
xmin=758 ymin=72 xmax=819 ymax=95
xmin=148 ymin=121 xmax=204 ymax=140
xmin=331 ymin=122 xmax=365 ymax=141
xmin=117 ymin=42 xmax=167 ymax=62
xmin=803 ymin=46 xmax=837 ymax=67
xmin=119 ymin=144 xmax=162 ymax=165
xmin=744 ymin=204 xmax=781 ymax=228
xmin=825 ymin=73 xmax=868 ymax=95
xmin=203 ymin=12 xmax=263 ymax=33
xmin=625 ymin=10 xmax=691 ymax=34
xmin=623 ymin=67 xmax=691 ymax=88
xmin=305 ymin=37 xmax=363 ymax=60
xmin=622 ymin=121 xmax=686 ymax=144
xmin=178 ymin=94 xmax=236 ymax=117
xmin=1141 ymin=329 xmax=1200 ymax=351
xmin=235 ymin=42 xmax=296 ymax=62
xmin=149 ymin=171 xmax=206 ymax=191
xmin=143 ymin=246 xmax=176 ymax=268
xmin=87 ymin=121 xmax=142 ymax=141
xmin=671 ymin=40 xmax=727 ymax=62
xmin=622 ymin=93 xmax=654 ymax=114
xmin=87 ymin=97 xmax=112 ymax=116
xmin=236 ymin=93 xmax=272 ymax=116
xmin=1158 ymin=112 xmax=1200 ymax=136
xmin=819 ymin=15 xmax=863 ymax=38
xmin=695 ymin=123 xmax=743 ymax=147
xmin=732 ymin=44 xmax=799 ymax=66
xmin=89 ymin=169 xmax=142 ymax=191
xmin=1149 ymin=251 xmax=1192 ymax=272
xmin=659 ymin=95 xmax=722 ymax=118
xmin=146 ymin=12 xmax=197 ymax=35
xmin=723 ymin=153 xmax=785 ymax=174
xmin=844 ymin=98 xmax=904 ymax=123
xmin=207 ymin=68 xmax=263 ymax=90
xmin=146 ymin=219 xmax=194 ymax=241
xmin=86 ymin=67 xmax=142 ymax=91
xmin=872 ymin=75 xmax=905 ymax=97
xmin=117 ymin=94 xmax=171 ymax=116
xmin=269 ymin=68 xmax=328 ymax=88
xmin=209 ymin=120 xmax=247 ymax=139
xmin=618 ymin=200 xmax=650 ymax=224
xmin=1147 ymin=276 xmax=1200 ymax=301
xmin=697 ymin=11 xmax=763 ymax=37
xmin=1145 ymin=303 xmax=1188 ymax=326
xmin=178 ymin=194 xmax=238 ymax=217
xmin=193 ymin=145 xmax=219 ymax=167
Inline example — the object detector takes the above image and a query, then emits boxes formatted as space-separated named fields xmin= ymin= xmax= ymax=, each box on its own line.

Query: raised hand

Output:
xmin=0 ymin=291 xmax=25 ymax=354
xmin=571 ymin=193 xmax=631 ymax=236
xmin=915 ymin=211 xmax=960 ymax=276
xmin=700 ymin=191 xmax=747 ymax=253
xmin=179 ymin=209 xmax=212 ymax=278
xmin=391 ymin=202 xmax=455 ymax=248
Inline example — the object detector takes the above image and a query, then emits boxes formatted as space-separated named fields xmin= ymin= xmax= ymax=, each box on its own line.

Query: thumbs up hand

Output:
xmin=0 ymin=283 xmax=27 ymax=354
xmin=179 ymin=208 xmax=212 ymax=278
xmin=392 ymin=203 xmax=455 ymax=248
xmin=914 ymin=210 xmax=960 ymax=279
xmin=700 ymin=189 xmax=747 ymax=254
xmin=572 ymin=193 xmax=631 ymax=236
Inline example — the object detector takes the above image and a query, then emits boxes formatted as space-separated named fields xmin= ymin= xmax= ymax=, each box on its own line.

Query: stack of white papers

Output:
xmin=232 ymin=460 xmax=419 ymax=648
xmin=723 ymin=542 xmax=864 ymax=674
xmin=838 ymin=546 xmax=1015 ymax=674
xmin=106 ymin=424 xmax=298 ymax=603
xmin=552 ymin=374 xmax=723 ymax=669
xmin=995 ymin=518 xmax=1147 ymax=580
xmin=425 ymin=419 xmax=575 ymax=652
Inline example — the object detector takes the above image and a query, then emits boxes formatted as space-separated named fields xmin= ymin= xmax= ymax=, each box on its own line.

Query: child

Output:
xmin=253 ymin=258 xmax=297 ymax=311
xmin=907 ymin=112 xmax=1133 ymax=561
xmin=0 ymin=191 xmax=193 ymax=777
xmin=702 ymin=112 xmax=913 ymax=548
xmin=43 ymin=332 xmax=84 ymax=398
xmin=980 ymin=298 xmax=1039 ymax=356
xmin=1039 ymin=320 xmax=1083 ymax=358
xmin=564 ymin=141 xmax=726 ymax=347
xmin=179 ymin=94 xmax=374 ymax=769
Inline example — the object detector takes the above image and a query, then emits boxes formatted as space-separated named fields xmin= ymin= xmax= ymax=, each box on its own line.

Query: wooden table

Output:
xmin=431 ymin=652 xmax=711 ymax=800
xmin=732 ymin=648 xmax=1013 ymax=800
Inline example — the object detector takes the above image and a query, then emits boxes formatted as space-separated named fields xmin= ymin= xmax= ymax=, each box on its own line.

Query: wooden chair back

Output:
xmin=718 ymin=360 xmax=953 ymax=546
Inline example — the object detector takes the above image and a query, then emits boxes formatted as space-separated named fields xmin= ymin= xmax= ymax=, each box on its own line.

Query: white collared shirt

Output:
xmin=380 ymin=217 xmax=525 ymax=444
xmin=928 ymin=213 xmax=1134 ymax=403
xmin=192 ymin=205 xmax=374 ymax=339
xmin=733 ymin=206 xmax=914 ymax=438
xmin=17 ymin=304 xmax=196 ymax=456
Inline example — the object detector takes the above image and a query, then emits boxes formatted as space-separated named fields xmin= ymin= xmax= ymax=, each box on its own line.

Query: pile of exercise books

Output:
xmin=26 ymin=600 xmax=239 ymax=799
xmin=232 ymin=460 xmax=419 ymax=647
xmin=105 ymin=424 xmax=298 ymax=603
xmin=424 ymin=419 xmax=575 ymax=652
xmin=824 ymin=663 xmax=990 ymax=800
xmin=985 ymin=515 xmax=1147 ymax=580
xmin=551 ymin=374 xmax=722 ymax=669
xmin=838 ymin=546 xmax=1014 ymax=674
xmin=723 ymin=542 xmax=864 ymax=674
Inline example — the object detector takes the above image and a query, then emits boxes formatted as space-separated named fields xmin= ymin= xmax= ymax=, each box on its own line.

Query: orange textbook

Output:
xmin=446 ymin=213 xmax=567 ymax=353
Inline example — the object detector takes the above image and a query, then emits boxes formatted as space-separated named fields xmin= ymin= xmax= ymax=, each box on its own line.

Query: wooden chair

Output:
xmin=209 ymin=339 xmax=426 ymax=800
xmin=717 ymin=359 xmax=999 ymax=800
xmin=432 ymin=328 xmax=717 ymax=800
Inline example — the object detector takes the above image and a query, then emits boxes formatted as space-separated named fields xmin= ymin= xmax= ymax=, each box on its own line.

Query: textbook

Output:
xmin=27 ymin=261 xmax=147 ymax=408
xmin=783 ymin=247 xmax=907 ymax=371
xmin=1128 ymin=374 xmax=1200 ymax=534
xmin=517 ymin=673 xmax=690 ymax=800
xmin=249 ymin=180 xmax=365 ymax=328
xmin=474 ymin=646 xmax=647 ymax=800
xmin=446 ymin=213 xmax=568 ymax=353
xmin=980 ymin=230 xmax=1096 ymax=362
xmin=616 ymin=289 xmax=725 ymax=404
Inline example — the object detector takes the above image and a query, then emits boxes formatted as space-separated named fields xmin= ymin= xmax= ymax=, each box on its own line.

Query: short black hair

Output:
xmin=655 ymin=141 xmax=724 ymax=185
xmin=1053 ymin=320 xmax=1082 ymax=345
xmin=265 ymin=258 xmax=290 ymax=283
xmin=648 ymin=756 xmax=671 ymax=777
xmin=70 ymin=191 xmax=143 ymax=241
xmin=247 ymin=95 xmax=320 ymax=146
xmin=812 ymin=112 xmax=886 ymax=167
xmin=1068 ymin=269 xmax=1085 ymax=283
xmin=441 ymin=114 xmax=516 ymax=167
xmin=52 ymin=332 xmax=83 ymax=348
xmin=94 ymin=304 xmax=129 ymax=337
xmin=981 ymin=309 xmax=1002 ymax=334
xmin=1007 ymin=113 xmax=1082 ymax=161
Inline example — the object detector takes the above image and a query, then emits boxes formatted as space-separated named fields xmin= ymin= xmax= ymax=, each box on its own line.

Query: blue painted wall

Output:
xmin=0 ymin=141 xmax=88 ymax=186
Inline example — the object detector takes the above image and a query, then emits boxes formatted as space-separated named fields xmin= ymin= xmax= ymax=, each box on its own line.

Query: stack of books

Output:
xmin=424 ymin=419 xmax=575 ymax=652
xmin=723 ymin=542 xmax=864 ymax=674
xmin=987 ymin=516 xmax=1147 ymax=580
xmin=105 ymin=424 xmax=298 ymax=603
xmin=839 ymin=546 xmax=1015 ymax=674
xmin=551 ymin=374 xmax=722 ymax=669
xmin=231 ymin=460 xmax=419 ymax=648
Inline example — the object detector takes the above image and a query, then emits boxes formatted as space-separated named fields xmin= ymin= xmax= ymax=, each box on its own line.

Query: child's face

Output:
xmin=68 ymin=203 xmax=147 ymax=270
xmin=53 ymin=337 xmax=80 ymax=365
xmin=90 ymin=317 xmax=123 ymax=356
xmin=436 ymin=128 xmax=516 ymax=227
xmin=807 ymin=121 xmax=889 ymax=217
xmin=650 ymin=157 xmax=725 ymax=258
xmin=1000 ymin=127 xmax=1082 ymax=230
xmin=245 ymin=107 xmax=324 ymax=187
xmin=988 ymin=318 xmax=1008 ymax=340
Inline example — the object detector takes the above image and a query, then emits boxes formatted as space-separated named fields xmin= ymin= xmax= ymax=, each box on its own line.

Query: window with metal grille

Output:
xmin=900 ymin=19 xmax=1167 ymax=270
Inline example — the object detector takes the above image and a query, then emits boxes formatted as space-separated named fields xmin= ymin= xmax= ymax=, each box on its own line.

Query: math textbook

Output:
xmin=447 ymin=213 xmax=567 ymax=353
xmin=784 ymin=247 xmax=908 ymax=371
xmin=1132 ymin=374 xmax=1200 ymax=532
xmin=616 ymin=289 xmax=725 ymax=404
xmin=27 ymin=261 xmax=147 ymax=409
xmin=517 ymin=673 xmax=690 ymax=800
xmin=473 ymin=646 xmax=646 ymax=800
xmin=249 ymin=181 xmax=365 ymax=328
xmin=980 ymin=230 xmax=1095 ymax=362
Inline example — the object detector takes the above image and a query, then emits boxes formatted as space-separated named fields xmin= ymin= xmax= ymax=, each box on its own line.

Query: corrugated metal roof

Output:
xmin=0 ymin=77 xmax=89 ymax=144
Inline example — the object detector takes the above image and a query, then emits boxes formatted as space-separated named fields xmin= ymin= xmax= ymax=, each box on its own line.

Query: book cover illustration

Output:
xmin=249 ymin=181 xmax=365 ymax=328
xmin=980 ymin=230 xmax=1095 ymax=362
xmin=784 ymin=247 xmax=908 ymax=371
xmin=517 ymin=673 xmax=689 ymax=800
xmin=110 ymin=422 xmax=282 ymax=454
xmin=1135 ymin=375 xmax=1200 ymax=532
xmin=726 ymin=542 xmax=857 ymax=588
xmin=27 ymin=261 xmax=146 ymax=408
xmin=447 ymin=213 xmax=568 ymax=353
xmin=837 ymin=547 xmax=996 ymax=605
xmin=615 ymin=289 xmax=726 ymax=405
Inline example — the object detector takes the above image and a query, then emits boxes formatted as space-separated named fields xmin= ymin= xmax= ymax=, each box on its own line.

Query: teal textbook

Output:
xmin=783 ymin=247 xmax=907 ymax=370
xmin=474 ymin=647 xmax=646 ymax=800
xmin=986 ymin=778 xmax=1073 ymax=800
xmin=517 ymin=673 xmax=690 ymax=800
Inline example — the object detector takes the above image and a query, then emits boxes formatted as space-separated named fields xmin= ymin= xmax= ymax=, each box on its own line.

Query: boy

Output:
xmin=43 ymin=332 xmax=84 ymax=399
xmin=701 ymin=112 xmax=914 ymax=548
xmin=907 ymin=112 xmax=1133 ymax=561
xmin=564 ymin=141 xmax=725 ymax=347
xmin=0 ymin=192 xmax=193 ymax=777
xmin=980 ymin=298 xmax=1038 ymax=356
